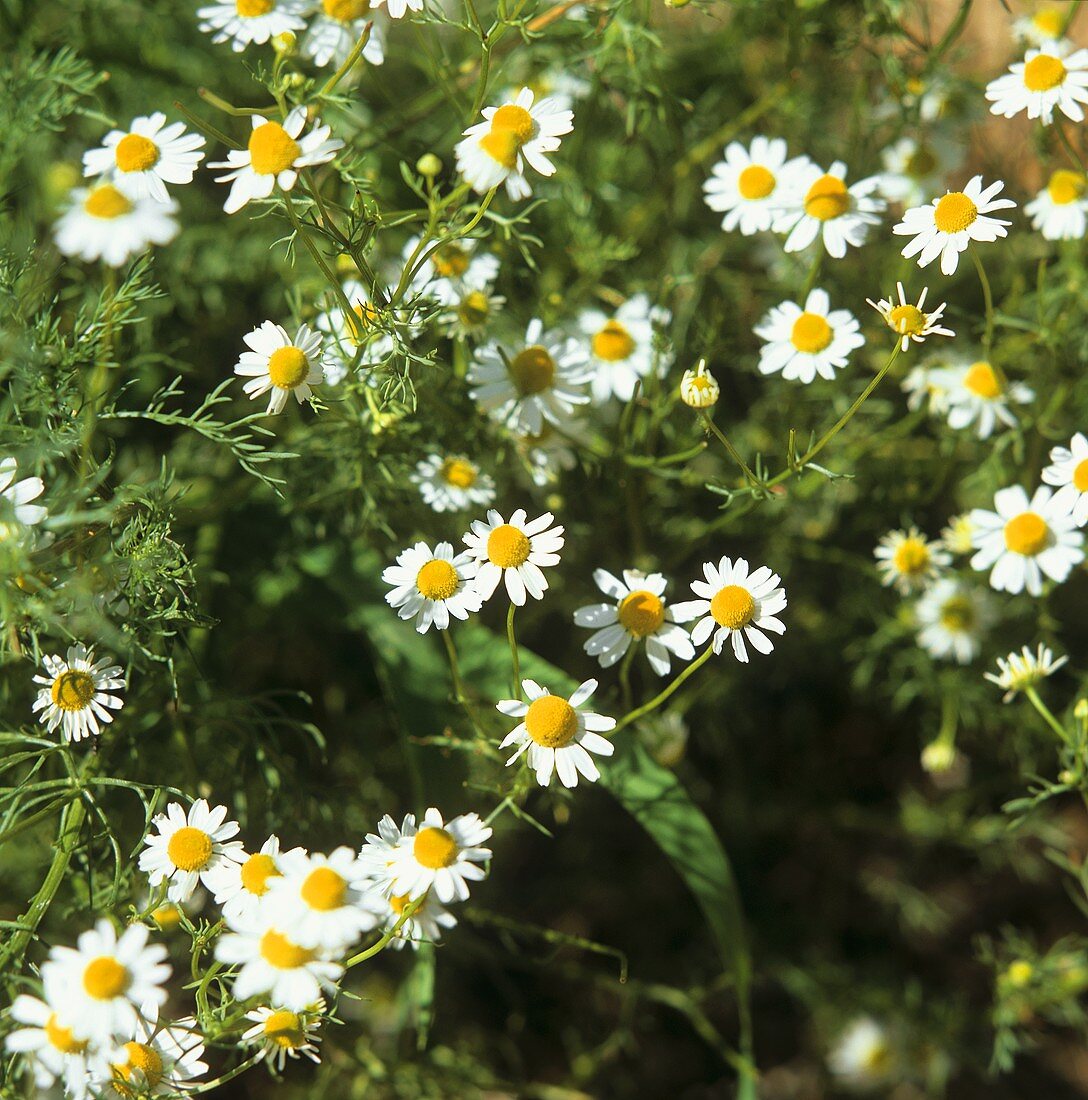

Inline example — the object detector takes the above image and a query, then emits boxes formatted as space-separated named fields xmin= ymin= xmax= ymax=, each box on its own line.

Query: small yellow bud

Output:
xmin=921 ymin=741 xmax=956 ymax=775
xmin=680 ymin=359 xmax=719 ymax=408
xmin=1005 ymin=961 xmax=1034 ymax=988
xmin=1075 ymin=699 xmax=1088 ymax=720
xmin=416 ymin=153 xmax=443 ymax=178
xmin=272 ymin=31 xmax=296 ymax=55
xmin=285 ymin=72 xmax=305 ymax=89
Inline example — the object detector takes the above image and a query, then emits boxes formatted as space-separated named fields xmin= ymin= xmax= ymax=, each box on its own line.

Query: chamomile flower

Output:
xmin=828 ymin=1017 xmax=894 ymax=1089
xmin=438 ymin=284 xmax=506 ymax=339
xmin=574 ymin=569 xmax=694 ymax=675
xmin=369 ymin=0 xmax=422 ymax=18
xmin=1043 ymin=432 xmax=1088 ymax=526
xmin=468 ymin=319 xmax=592 ymax=433
xmin=404 ymin=236 xmax=500 ymax=306
xmin=874 ymin=527 xmax=951 ymax=594
xmin=54 ymin=183 xmax=178 ymax=267
xmin=497 ymin=678 xmax=616 ymax=788
xmin=901 ymin=363 xmax=953 ymax=413
xmin=386 ymin=807 xmax=493 ymax=903
xmin=197 ymin=0 xmax=306 ymax=52
xmin=82 ymin=114 xmax=206 ymax=203
xmin=772 ymin=160 xmax=886 ymax=258
xmin=970 ymin=485 xmax=1084 ymax=595
xmin=42 ymin=920 xmax=170 ymax=1043
xmin=303 ymin=0 xmax=385 ymax=69
xmin=680 ymin=360 xmax=720 ymax=407
xmin=313 ymin=279 xmax=395 ymax=384
xmin=579 ymin=295 xmax=672 ymax=403
xmin=702 ymin=136 xmax=812 ymax=235
xmin=234 ymin=321 xmax=327 ymax=415
xmin=32 ymin=643 xmax=124 ymax=743
xmin=1025 ymin=169 xmax=1088 ymax=240
xmin=878 ymin=136 xmax=959 ymax=208
xmin=210 ymin=108 xmax=343 ymax=214
xmin=753 ymin=288 xmax=865 ymax=383
xmin=462 ymin=508 xmax=564 ymax=605
xmin=893 ymin=177 xmax=1016 ymax=276
xmin=940 ymin=513 xmax=976 ymax=555
xmin=382 ymin=540 xmax=482 ymax=632
xmin=942 ymin=360 xmax=1033 ymax=438
xmin=985 ymin=642 xmax=1068 ymax=701
xmin=358 ymin=813 xmax=413 ymax=894
xmin=455 ymin=88 xmax=573 ymax=200
xmin=867 ymin=283 xmax=954 ymax=351
xmin=242 ymin=1005 xmax=324 ymax=1071
xmin=0 ymin=457 xmax=47 ymax=538
xmin=1013 ymin=5 xmax=1068 ymax=47
xmin=915 ymin=579 xmax=994 ymax=664
xmin=138 ymin=799 xmax=245 ymax=904
xmin=518 ymin=422 xmax=580 ymax=486
xmin=986 ymin=41 xmax=1088 ymax=125
xmin=672 ymin=556 xmax=787 ymax=663
xmin=109 ymin=1010 xmax=208 ymax=1097
xmin=411 ymin=454 xmax=496 ymax=513
xmin=206 ymin=835 xmax=295 ymax=925
xmin=376 ymin=890 xmax=457 ymax=950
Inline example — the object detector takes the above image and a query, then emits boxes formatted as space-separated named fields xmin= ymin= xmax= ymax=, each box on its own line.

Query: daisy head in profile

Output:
xmin=54 ymin=182 xmax=178 ymax=267
xmin=462 ymin=508 xmax=564 ymax=606
xmin=234 ymin=321 xmax=327 ymax=415
xmin=985 ymin=41 xmax=1088 ymax=125
xmin=32 ymin=643 xmax=125 ymax=743
xmin=1042 ymin=432 xmax=1088 ymax=527
xmin=753 ymin=288 xmax=864 ymax=384
xmin=1024 ymin=169 xmax=1088 ymax=241
xmin=985 ymin=642 xmax=1068 ymax=702
xmin=866 ymin=283 xmax=954 ymax=352
xmin=242 ymin=1004 xmax=324 ymax=1071
xmin=382 ymin=540 xmax=482 ymax=632
xmin=1013 ymin=5 xmax=1068 ymax=47
xmin=703 ymin=136 xmax=812 ymax=235
xmin=82 ymin=114 xmax=205 ymax=204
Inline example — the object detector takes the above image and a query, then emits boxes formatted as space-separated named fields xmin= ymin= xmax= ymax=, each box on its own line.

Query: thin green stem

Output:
xmin=345 ymin=899 xmax=422 ymax=967
xmin=618 ymin=641 xmax=638 ymax=713
xmin=441 ymin=629 xmax=468 ymax=703
xmin=969 ymin=244 xmax=995 ymax=353
xmin=613 ymin=646 xmax=714 ymax=734
xmin=1024 ymin=686 xmax=1071 ymax=746
xmin=317 ymin=24 xmax=374 ymax=99
xmin=1056 ymin=122 xmax=1088 ymax=174
xmin=507 ymin=602 xmax=521 ymax=699
xmin=700 ymin=412 xmax=761 ymax=487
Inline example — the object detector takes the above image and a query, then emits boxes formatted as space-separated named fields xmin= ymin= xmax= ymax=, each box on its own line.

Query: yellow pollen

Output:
xmin=51 ymin=669 xmax=96 ymax=711
xmin=1033 ymin=9 xmax=1064 ymax=38
xmin=963 ymin=361 xmax=1002 ymax=399
xmin=939 ymin=595 xmax=975 ymax=633
xmin=300 ymin=866 xmax=348 ymax=911
xmin=490 ymin=104 xmax=535 ymax=145
xmin=592 ymin=320 xmax=636 ymax=362
xmin=803 ymin=174 xmax=849 ymax=221
xmin=83 ymin=955 xmax=130 ymax=1000
xmin=737 ymin=164 xmax=776 ymax=200
xmin=1073 ymin=459 xmax=1088 ymax=493
xmin=887 ymin=304 xmax=925 ymax=335
xmin=1048 ymin=169 xmax=1086 ymax=206
xmin=1023 ymin=53 xmax=1066 ymax=92
xmin=259 ymin=929 xmax=315 ymax=970
xmin=892 ymin=537 xmax=930 ymax=576
xmin=114 ymin=134 xmax=159 ymax=174
xmin=1004 ymin=511 xmax=1050 ymax=556
xmin=487 ymin=524 xmax=531 ymax=568
xmin=524 ymin=694 xmax=579 ymax=748
xmin=84 ymin=185 xmax=133 ymax=220
xmin=167 ymin=826 xmax=214 ymax=872
xmin=431 ymin=244 xmax=471 ymax=279
xmin=45 ymin=1014 xmax=87 ymax=1055
xmin=440 ymin=457 xmax=477 ymax=489
xmin=710 ymin=585 xmax=755 ymax=629
xmin=248 ymin=121 xmax=300 ymax=176
xmin=151 ymin=903 xmax=183 ymax=928
xmin=617 ymin=589 xmax=666 ymax=637
xmin=237 ymin=0 xmax=273 ymax=13
xmin=933 ymin=191 xmax=978 ymax=234
xmin=507 ymin=344 xmax=556 ymax=395
xmin=478 ymin=128 xmax=521 ymax=170
xmin=113 ymin=1042 xmax=164 ymax=1091
xmin=389 ymin=891 xmax=413 ymax=915
xmin=413 ymin=826 xmax=458 ymax=869
xmin=790 ymin=312 xmax=834 ymax=354
xmin=241 ymin=852 xmax=280 ymax=895
xmin=458 ymin=290 xmax=491 ymax=327
xmin=416 ymin=558 xmax=459 ymax=601
xmin=267 ymin=346 xmax=309 ymax=389
xmin=323 ymin=0 xmax=368 ymax=19
xmin=263 ymin=1009 xmax=305 ymax=1049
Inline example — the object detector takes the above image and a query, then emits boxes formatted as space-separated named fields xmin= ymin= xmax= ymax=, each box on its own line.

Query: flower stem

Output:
xmin=345 ymin=899 xmax=423 ymax=967
xmin=507 ymin=602 xmax=521 ymax=699
xmin=969 ymin=244 xmax=995 ymax=353
xmin=618 ymin=642 xmax=638 ymax=712
xmin=700 ymin=412 xmax=761 ymax=487
xmin=613 ymin=646 xmax=714 ymax=734
xmin=1024 ymin=686 xmax=1071 ymax=745
xmin=317 ymin=23 xmax=373 ymax=99
xmin=441 ymin=629 xmax=468 ymax=703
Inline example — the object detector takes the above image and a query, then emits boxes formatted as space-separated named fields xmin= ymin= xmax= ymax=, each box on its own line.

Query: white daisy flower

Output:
xmin=702 ymin=136 xmax=813 ymax=235
xmin=197 ymin=0 xmax=306 ymax=52
xmin=519 ymin=422 xmax=580 ymax=486
xmin=206 ymin=834 xmax=296 ymax=925
xmin=771 ymin=160 xmax=886 ymax=258
xmin=455 ymin=88 xmax=573 ymax=200
xmin=1013 ymin=6 xmax=1068 ymax=47
xmin=970 ymin=485 xmax=1084 ymax=595
xmin=496 ymin=678 xmax=616 ymax=789
xmin=242 ymin=1004 xmax=324 ymax=1071
xmin=313 ymin=279 xmax=395 ymax=384
xmin=986 ymin=41 xmax=1088 ymax=125
xmin=54 ymin=183 xmax=178 ymax=267
xmin=462 ymin=508 xmax=565 ymax=606
xmin=940 ymin=513 xmax=976 ymax=555
xmin=680 ymin=360 xmax=720 ymax=408
xmin=438 ymin=284 xmax=506 ymax=339
xmin=915 ymin=579 xmax=994 ymax=664
xmin=411 ymin=454 xmax=496 ymax=513
xmin=874 ymin=526 xmax=951 ymax=594
xmin=375 ymin=889 xmax=457 ymax=950
xmin=0 ymin=456 xmax=47 ymax=539
xmin=404 ymin=236 xmax=500 ymax=306
xmin=941 ymin=360 xmax=1033 ymax=439
xmin=358 ymin=813 xmax=413 ymax=894
xmin=210 ymin=108 xmax=343 ymax=214
xmin=137 ymin=799 xmax=245 ymax=904
xmin=867 ymin=282 xmax=954 ymax=351
xmin=671 ymin=556 xmax=788 ymax=663
xmin=828 ymin=1016 xmax=894 ymax=1088
xmin=1043 ymin=432 xmax=1088 ymax=526
xmin=382 ymin=540 xmax=483 ymax=632
xmin=41 ymin=920 xmax=170 ymax=1044
xmin=82 ymin=114 xmax=205 ymax=204
xmin=985 ymin=642 xmax=1068 ymax=702
xmin=878 ymin=136 xmax=960 ymax=208
xmin=32 ymin=643 xmax=124 ymax=743
xmin=109 ymin=1009 xmax=208 ymax=1097
xmin=386 ymin=807 xmax=493 ymax=903
xmin=901 ymin=363 xmax=953 ymax=414
xmin=303 ymin=0 xmax=385 ymax=69
xmin=369 ymin=0 xmax=422 ymax=18
xmin=579 ymin=294 xmax=671 ymax=403
xmin=234 ymin=320 xmax=326 ymax=415
xmin=573 ymin=569 xmax=694 ymax=675
xmin=893 ymin=176 xmax=1016 ymax=276
xmin=753 ymin=288 xmax=865 ymax=384
xmin=468 ymin=318 xmax=592 ymax=434
xmin=1025 ymin=169 xmax=1088 ymax=240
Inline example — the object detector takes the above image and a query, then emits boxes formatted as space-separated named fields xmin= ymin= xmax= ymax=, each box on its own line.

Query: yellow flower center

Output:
xmin=592 ymin=320 xmax=636 ymax=362
xmin=51 ymin=669 xmax=96 ymax=711
xmin=904 ymin=145 xmax=938 ymax=177
xmin=389 ymin=891 xmax=413 ymax=914
xmin=264 ymin=1009 xmax=305 ymax=1049
xmin=803 ymin=174 xmax=849 ymax=221
xmin=415 ymin=558 xmax=459 ymax=601
xmin=323 ymin=0 xmax=368 ymax=19
xmin=83 ymin=955 xmax=130 ymax=1000
xmin=267 ymin=346 xmax=309 ymax=389
xmin=939 ymin=595 xmax=975 ymax=633
xmin=892 ymin=537 xmax=930 ymax=576
xmin=114 ymin=134 xmax=160 ymax=174
xmin=259 ymin=929 xmax=315 ymax=970
xmin=1048 ymin=169 xmax=1086 ymax=206
xmin=790 ymin=312 xmax=833 ymax=354
xmin=1004 ymin=511 xmax=1049 ymax=556
xmin=248 ymin=121 xmax=301 ymax=176
xmin=963 ymin=361 xmax=1002 ymax=399
xmin=45 ymin=1014 xmax=87 ymax=1055
xmin=617 ymin=589 xmax=666 ymax=637
xmin=167 ymin=826 xmax=214 ymax=872
xmin=737 ymin=164 xmax=776 ymax=200
xmin=1033 ymin=8 xmax=1063 ymax=38
xmin=84 ymin=185 xmax=133 ymax=220
xmin=440 ymin=457 xmax=477 ymax=488
xmin=1073 ymin=459 xmax=1088 ymax=493
xmin=458 ymin=290 xmax=491 ymax=328
xmin=887 ymin=303 xmax=926 ymax=335
xmin=863 ymin=1042 xmax=892 ymax=1074
xmin=1023 ymin=53 xmax=1066 ymax=92
xmin=151 ymin=902 xmax=183 ymax=928
xmin=487 ymin=524 xmax=531 ymax=568
xmin=241 ymin=852 xmax=280 ymax=895
xmin=113 ymin=1042 xmax=164 ymax=1092
xmin=478 ymin=105 xmax=536 ymax=169
xmin=413 ymin=826 xmax=458 ymax=869
xmin=933 ymin=191 xmax=978 ymax=234
xmin=524 ymin=694 xmax=579 ymax=748
xmin=507 ymin=344 xmax=556 ymax=395
xmin=300 ymin=866 xmax=348 ymax=911
xmin=431 ymin=244 xmax=471 ymax=279
xmin=236 ymin=0 xmax=273 ymax=14
xmin=710 ymin=584 xmax=755 ymax=629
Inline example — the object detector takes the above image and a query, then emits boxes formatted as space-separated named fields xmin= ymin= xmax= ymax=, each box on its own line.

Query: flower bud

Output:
xmin=416 ymin=153 xmax=442 ymax=178
xmin=272 ymin=31 xmax=296 ymax=55
xmin=1005 ymin=960 xmax=1034 ymax=988
xmin=680 ymin=359 xmax=719 ymax=408
xmin=921 ymin=740 xmax=956 ymax=775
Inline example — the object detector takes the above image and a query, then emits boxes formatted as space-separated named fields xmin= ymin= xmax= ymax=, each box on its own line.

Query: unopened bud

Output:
xmin=1005 ymin=960 xmax=1034 ymax=988
xmin=272 ymin=31 xmax=296 ymax=55
xmin=416 ymin=153 xmax=442 ymax=178
xmin=921 ymin=740 xmax=956 ymax=775
xmin=680 ymin=359 xmax=719 ymax=408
